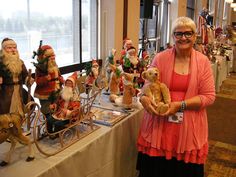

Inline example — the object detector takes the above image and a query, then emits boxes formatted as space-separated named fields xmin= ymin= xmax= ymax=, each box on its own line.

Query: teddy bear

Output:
xmin=141 ymin=67 xmax=171 ymax=114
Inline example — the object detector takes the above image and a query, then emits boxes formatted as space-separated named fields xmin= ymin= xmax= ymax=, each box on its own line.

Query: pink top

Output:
xmin=137 ymin=48 xmax=216 ymax=164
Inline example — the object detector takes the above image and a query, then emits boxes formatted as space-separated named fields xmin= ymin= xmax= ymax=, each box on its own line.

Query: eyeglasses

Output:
xmin=173 ymin=31 xmax=194 ymax=39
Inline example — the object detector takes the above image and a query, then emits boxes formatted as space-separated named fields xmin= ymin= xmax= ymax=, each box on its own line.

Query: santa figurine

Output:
xmin=0 ymin=38 xmax=34 ymax=117
xmin=104 ymin=49 xmax=121 ymax=102
xmin=121 ymin=46 xmax=140 ymax=74
xmin=120 ymin=46 xmax=140 ymax=108
xmin=138 ymin=50 xmax=150 ymax=87
xmin=85 ymin=59 xmax=99 ymax=88
xmin=34 ymin=44 xmax=64 ymax=119
xmin=122 ymin=73 xmax=136 ymax=108
xmin=47 ymin=72 xmax=80 ymax=133
xmin=120 ymin=38 xmax=133 ymax=63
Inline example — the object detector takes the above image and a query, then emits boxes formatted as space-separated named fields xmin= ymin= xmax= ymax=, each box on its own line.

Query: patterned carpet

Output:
xmin=205 ymin=140 xmax=236 ymax=177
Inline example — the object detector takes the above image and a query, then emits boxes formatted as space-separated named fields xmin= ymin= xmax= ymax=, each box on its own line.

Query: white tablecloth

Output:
xmin=0 ymin=95 xmax=144 ymax=177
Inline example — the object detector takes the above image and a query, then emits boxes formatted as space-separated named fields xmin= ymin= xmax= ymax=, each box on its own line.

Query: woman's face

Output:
xmin=173 ymin=26 xmax=196 ymax=51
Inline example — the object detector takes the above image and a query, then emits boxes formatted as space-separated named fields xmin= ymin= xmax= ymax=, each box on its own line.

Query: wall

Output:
xmin=127 ymin=0 xmax=140 ymax=50
xmin=99 ymin=0 xmax=236 ymax=60
xmin=99 ymin=0 xmax=116 ymax=60
xmin=99 ymin=0 xmax=140 ymax=61
xmin=178 ymin=0 xmax=187 ymax=17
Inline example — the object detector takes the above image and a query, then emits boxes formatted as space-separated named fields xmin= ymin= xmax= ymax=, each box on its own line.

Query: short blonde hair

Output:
xmin=172 ymin=17 xmax=196 ymax=34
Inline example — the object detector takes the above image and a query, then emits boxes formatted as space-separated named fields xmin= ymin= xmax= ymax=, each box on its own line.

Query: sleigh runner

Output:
xmin=0 ymin=88 xmax=101 ymax=166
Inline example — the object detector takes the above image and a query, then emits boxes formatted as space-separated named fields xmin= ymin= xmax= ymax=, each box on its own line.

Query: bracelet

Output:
xmin=180 ymin=101 xmax=187 ymax=112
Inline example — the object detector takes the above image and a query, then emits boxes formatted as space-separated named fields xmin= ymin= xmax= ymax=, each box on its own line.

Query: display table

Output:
xmin=0 ymin=96 xmax=144 ymax=177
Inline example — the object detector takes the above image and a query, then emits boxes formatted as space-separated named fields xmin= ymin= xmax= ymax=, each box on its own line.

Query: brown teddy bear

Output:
xmin=141 ymin=68 xmax=171 ymax=114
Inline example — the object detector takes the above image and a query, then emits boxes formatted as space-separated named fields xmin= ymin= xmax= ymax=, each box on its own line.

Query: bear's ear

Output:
xmin=142 ymin=71 xmax=147 ymax=80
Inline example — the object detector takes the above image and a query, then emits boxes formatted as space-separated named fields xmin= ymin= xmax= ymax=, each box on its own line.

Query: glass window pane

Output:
xmin=82 ymin=0 xmax=97 ymax=62
xmin=187 ymin=0 xmax=195 ymax=8
xmin=0 ymin=0 xmax=73 ymax=70
xmin=0 ymin=0 xmax=97 ymax=70
xmin=147 ymin=6 xmax=157 ymax=38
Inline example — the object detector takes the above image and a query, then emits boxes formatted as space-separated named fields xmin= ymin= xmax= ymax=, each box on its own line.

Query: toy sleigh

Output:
xmin=32 ymin=87 xmax=101 ymax=157
xmin=0 ymin=84 xmax=101 ymax=166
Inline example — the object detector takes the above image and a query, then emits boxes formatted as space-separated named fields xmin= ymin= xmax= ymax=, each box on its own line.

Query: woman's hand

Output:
xmin=160 ymin=101 xmax=181 ymax=116
xmin=140 ymin=96 xmax=159 ymax=115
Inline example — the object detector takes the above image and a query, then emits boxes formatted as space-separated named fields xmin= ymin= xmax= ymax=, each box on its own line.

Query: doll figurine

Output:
xmin=122 ymin=73 xmax=136 ymax=108
xmin=48 ymin=72 xmax=80 ymax=133
xmin=106 ymin=49 xmax=122 ymax=102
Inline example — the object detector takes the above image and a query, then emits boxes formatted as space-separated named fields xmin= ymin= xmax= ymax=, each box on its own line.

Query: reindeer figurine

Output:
xmin=0 ymin=113 xmax=34 ymax=166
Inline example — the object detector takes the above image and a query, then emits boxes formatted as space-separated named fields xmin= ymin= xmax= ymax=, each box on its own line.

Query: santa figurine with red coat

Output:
xmin=47 ymin=72 xmax=81 ymax=133
xmin=85 ymin=59 xmax=99 ymax=87
xmin=34 ymin=44 xmax=64 ymax=118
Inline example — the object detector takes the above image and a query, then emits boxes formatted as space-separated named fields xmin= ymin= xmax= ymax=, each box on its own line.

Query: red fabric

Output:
xmin=138 ymin=72 xmax=208 ymax=164
xmin=137 ymin=47 xmax=215 ymax=164
xmin=34 ymin=70 xmax=64 ymax=99
xmin=137 ymin=135 xmax=208 ymax=164
xmin=85 ymin=75 xmax=96 ymax=86
xmin=52 ymin=96 xmax=80 ymax=120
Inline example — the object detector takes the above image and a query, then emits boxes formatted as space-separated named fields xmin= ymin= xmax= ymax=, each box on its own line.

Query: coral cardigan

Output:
xmin=139 ymin=47 xmax=216 ymax=153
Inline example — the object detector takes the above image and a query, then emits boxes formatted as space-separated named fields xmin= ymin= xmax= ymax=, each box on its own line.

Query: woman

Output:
xmin=137 ymin=17 xmax=215 ymax=177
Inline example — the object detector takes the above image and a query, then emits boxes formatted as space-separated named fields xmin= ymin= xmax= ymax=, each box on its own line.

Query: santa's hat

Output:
xmin=38 ymin=45 xmax=55 ymax=60
xmin=1 ymin=38 xmax=17 ymax=49
xmin=92 ymin=59 xmax=99 ymax=67
xmin=142 ymin=51 xmax=149 ymax=60
xmin=126 ymin=46 xmax=136 ymax=54
xmin=66 ymin=72 xmax=78 ymax=88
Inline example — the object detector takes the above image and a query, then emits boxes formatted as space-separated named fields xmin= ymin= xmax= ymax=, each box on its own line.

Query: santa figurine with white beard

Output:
xmin=0 ymin=38 xmax=33 ymax=117
xmin=120 ymin=46 xmax=140 ymax=108
xmin=47 ymin=72 xmax=81 ymax=133
xmin=120 ymin=38 xmax=133 ymax=63
xmin=85 ymin=59 xmax=99 ymax=87
xmin=34 ymin=44 xmax=64 ymax=118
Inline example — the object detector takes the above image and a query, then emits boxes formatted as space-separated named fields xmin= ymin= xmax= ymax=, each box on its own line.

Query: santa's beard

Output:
xmin=48 ymin=59 xmax=59 ymax=77
xmin=127 ymin=54 xmax=138 ymax=66
xmin=61 ymin=86 xmax=74 ymax=102
xmin=2 ymin=50 xmax=22 ymax=75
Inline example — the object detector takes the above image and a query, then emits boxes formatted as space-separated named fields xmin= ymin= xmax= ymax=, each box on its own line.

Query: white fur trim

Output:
xmin=2 ymin=40 xmax=17 ymax=49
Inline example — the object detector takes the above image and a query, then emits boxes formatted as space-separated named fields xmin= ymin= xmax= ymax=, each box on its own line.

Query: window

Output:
xmin=186 ymin=0 xmax=195 ymax=19
xmin=0 ymin=0 xmax=98 ymax=72
xmin=222 ymin=1 xmax=230 ymax=27
xmin=139 ymin=0 xmax=171 ymax=53
xmin=216 ymin=0 xmax=224 ymax=27
xmin=208 ymin=0 xmax=215 ymax=15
